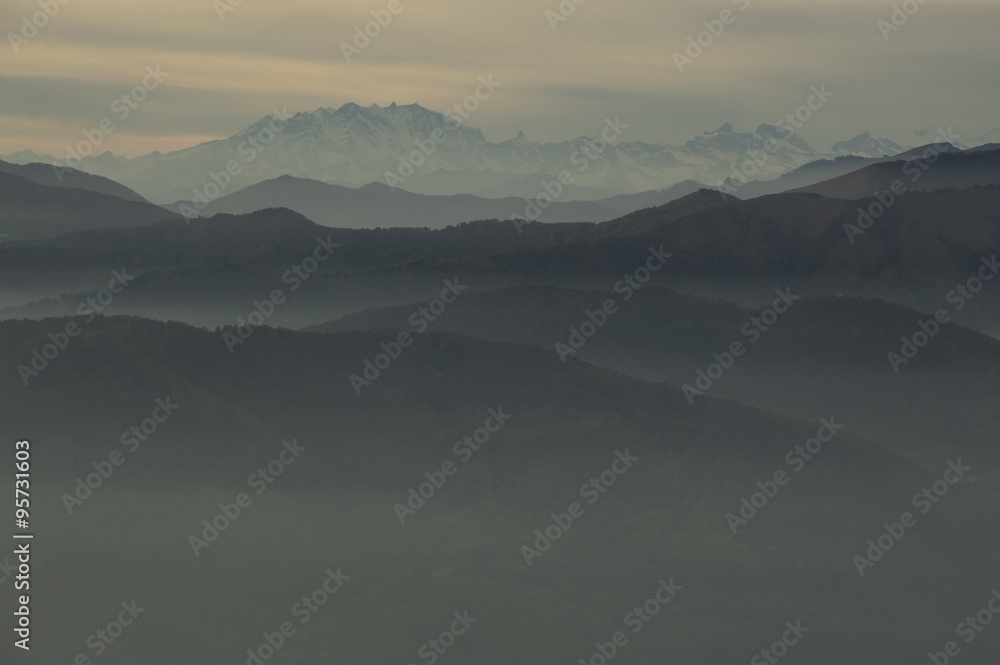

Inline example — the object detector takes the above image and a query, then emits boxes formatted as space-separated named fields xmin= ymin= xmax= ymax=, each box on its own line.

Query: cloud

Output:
xmin=0 ymin=0 xmax=996 ymax=156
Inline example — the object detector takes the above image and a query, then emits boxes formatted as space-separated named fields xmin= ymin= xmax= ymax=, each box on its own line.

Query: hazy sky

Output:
xmin=0 ymin=0 xmax=996 ymax=158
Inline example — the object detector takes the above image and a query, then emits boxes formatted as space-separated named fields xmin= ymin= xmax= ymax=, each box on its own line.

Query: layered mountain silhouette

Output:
xmin=725 ymin=142 xmax=965 ymax=199
xmin=175 ymin=176 xmax=620 ymax=228
xmin=0 ymin=105 xmax=863 ymax=203
xmin=173 ymin=175 xmax=711 ymax=228
xmin=0 ymin=170 xmax=178 ymax=241
xmin=0 ymin=158 xmax=149 ymax=202
xmin=790 ymin=148 xmax=1000 ymax=199
xmin=305 ymin=285 xmax=1000 ymax=475
xmin=4 ymin=104 xmax=1000 ymax=665
xmin=5 ymin=186 xmax=1000 ymax=335
xmin=2 ymin=315 xmax=998 ymax=665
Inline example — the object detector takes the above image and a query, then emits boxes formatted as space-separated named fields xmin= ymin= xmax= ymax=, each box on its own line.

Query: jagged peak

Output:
xmin=709 ymin=122 xmax=744 ymax=134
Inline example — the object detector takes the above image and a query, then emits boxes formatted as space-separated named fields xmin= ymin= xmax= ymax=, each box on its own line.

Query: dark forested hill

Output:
xmin=4 ymin=186 xmax=1000 ymax=334
xmin=0 ymin=158 xmax=150 ymax=202
xmin=0 ymin=170 xmax=179 ymax=240
xmin=790 ymin=148 xmax=1000 ymax=199
xmin=305 ymin=285 xmax=1000 ymax=475
xmin=1 ymin=315 xmax=997 ymax=665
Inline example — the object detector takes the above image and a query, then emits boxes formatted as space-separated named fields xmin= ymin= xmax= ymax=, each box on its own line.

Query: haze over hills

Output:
xmin=0 ymin=158 xmax=149 ymax=203
xmin=5 ymin=1 xmax=1000 ymax=663
xmin=176 ymin=176 xmax=618 ymax=228
xmin=305 ymin=285 xmax=1000 ymax=476
xmin=413 ymin=186 xmax=1000 ymax=304
xmin=174 ymin=175 xmax=710 ymax=228
xmin=0 ymin=187 xmax=731 ymax=318
xmin=723 ymin=141 xmax=966 ymax=200
xmin=5 ymin=186 xmax=1000 ymax=337
xmin=3 ymin=118 xmax=999 ymax=665
xmin=2 ymin=315 xmax=999 ymax=665
xmin=0 ymin=170 xmax=179 ymax=241
xmin=790 ymin=148 xmax=1000 ymax=200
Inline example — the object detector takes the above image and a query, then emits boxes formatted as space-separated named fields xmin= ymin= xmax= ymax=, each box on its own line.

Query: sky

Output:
xmin=0 ymin=0 xmax=997 ymax=158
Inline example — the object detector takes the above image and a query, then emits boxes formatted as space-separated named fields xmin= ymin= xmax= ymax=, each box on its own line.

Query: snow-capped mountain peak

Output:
xmin=978 ymin=128 xmax=1000 ymax=146
xmin=832 ymin=132 xmax=906 ymax=158
xmin=9 ymin=103 xmax=980 ymax=204
xmin=754 ymin=124 xmax=815 ymax=153
xmin=710 ymin=122 xmax=746 ymax=135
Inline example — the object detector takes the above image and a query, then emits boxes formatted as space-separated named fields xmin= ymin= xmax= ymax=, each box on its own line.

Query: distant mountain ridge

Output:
xmin=0 ymin=104 xmax=855 ymax=203
xmin=725 ymin=142 xmax=971 ymax=199
xmin=6 ymin=186 xmax=1000 ymax=335
xmin=174 ymin=175 xmax=711 ymax=228
xmin=832 ymin=131 xmax=907 ymax=158
xmin=5 ymin=106 xmax=994 ymax=215
xmin=0 ymin=170 xmax=179 ymax=241
xmin=790 ymin=147 xmax=1000 ymax=199
xmin=0 ymin=158 xmax=149 ymax=203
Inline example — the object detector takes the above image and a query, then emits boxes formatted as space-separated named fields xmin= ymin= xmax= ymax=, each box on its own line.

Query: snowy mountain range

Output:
xmin=831 ymin=131 xmax=907 ymax=158
xmin=910 ymin=127 xmax=1000 ymax=151
xmin=6 ymin=103 xmax=997 ymax=204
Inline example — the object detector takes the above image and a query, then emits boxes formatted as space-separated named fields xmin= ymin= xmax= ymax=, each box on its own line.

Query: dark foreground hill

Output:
xmin=790 ymin=148 xmax=1000 ymax=199
xmin=306 ymin=285 xmax=1000 ymax=476
xmin=727 ymin=142 xmax=965 ymax=199
xmin=0 ymin=170 xmax=179 ymax=240
xmin=0 ymin=193 xmax=725 ymax=321
xmin=0 ymin=316 xmax=997 ymax=664
xmin=0 ymin=157 xmax=150 ymax=202
xmin=3 ymin=185 xmax=1000 ymax=334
